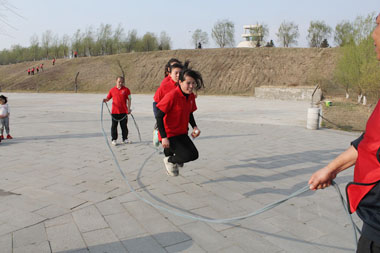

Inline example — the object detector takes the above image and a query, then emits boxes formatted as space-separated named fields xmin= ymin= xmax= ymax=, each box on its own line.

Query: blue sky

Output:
xmin=0 ymin=0 xmax=379 ymax=50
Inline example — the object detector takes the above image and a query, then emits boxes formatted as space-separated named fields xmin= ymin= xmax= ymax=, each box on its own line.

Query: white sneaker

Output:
xmin=153 ymin=129 xmax=159 ymax=147
xmin=123 ymin=139 xmax=131 ymax=144
xmin=163 ymin=157 xmax=178 ymax=176
xmin=111 ymin=140 xmax=117 ymax=146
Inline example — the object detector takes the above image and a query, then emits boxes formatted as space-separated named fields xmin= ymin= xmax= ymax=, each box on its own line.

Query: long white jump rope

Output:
xmin=101 ymin=101 xmax=361 ymax=248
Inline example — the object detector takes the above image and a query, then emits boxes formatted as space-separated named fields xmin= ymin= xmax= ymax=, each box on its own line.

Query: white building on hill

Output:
xmin=237 ymin=24 xmax=263 ymax=48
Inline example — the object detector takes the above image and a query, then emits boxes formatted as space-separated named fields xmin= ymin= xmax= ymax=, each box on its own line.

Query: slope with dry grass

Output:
xmin=0 ymin=48 xmax=338 ymax=95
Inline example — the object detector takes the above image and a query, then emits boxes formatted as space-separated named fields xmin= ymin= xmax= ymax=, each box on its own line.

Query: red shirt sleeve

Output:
xmin=107 ymin=88 xmax=113 ymax=100
xmin=157 ymin=91 xmax=174 ymax=114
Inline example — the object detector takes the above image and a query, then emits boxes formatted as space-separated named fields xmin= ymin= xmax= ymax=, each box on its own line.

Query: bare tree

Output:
xmin=307 ymin=20 xmax=332 ymax=48
xmin=41 ymin=30 xmax=53 ymax=58
xmin=276 ymin=21 xmax=299 ymax=47
xmin=61 ymin=34 xmax=70 ymax=58
xmin=211 ymin=19 xmax=235 ymax=48
xmin=192 ymin=29 xmax=209 ymax=49
xmin=159 ymin=31 xmax=171 ymax=50
xmin=29 ymin=34 xmax=39 ymax=60
xmin=72 ymin=29 xmax=82 ymax=56
xmin=125 ymin=29 xmax=138 ymax=52
xmin=113 ymin=23 xmax=125 ymax=54
xmin=334 ymin=20 xmax=354 ymax=47
xmin=83 ymin=27 xmax=94 ymax=56
xmin=141 ymin=32 xmax=158 ymax=51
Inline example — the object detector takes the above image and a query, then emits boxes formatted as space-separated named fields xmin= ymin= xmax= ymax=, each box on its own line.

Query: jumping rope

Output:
xmin=104 ymin=102 xmax=141 ymax=142
xmin=101 ymin=101 xmax=360 ymax=248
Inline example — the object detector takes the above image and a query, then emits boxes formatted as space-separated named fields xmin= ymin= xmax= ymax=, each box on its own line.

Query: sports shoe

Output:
xmin=111 ymin=140 xmax=117 ymax=146
xmin=153 ymin=129 xmax=159 ymax=147
xmin=6 ymin=135 xmax=12 ymax=139
xmin=0 ymin=135 xmax=3 ymax=140
xmin=163 ymin=157 xmax=178 ymax=176
xmin=123 ymin=139 xmax=131 ymax=144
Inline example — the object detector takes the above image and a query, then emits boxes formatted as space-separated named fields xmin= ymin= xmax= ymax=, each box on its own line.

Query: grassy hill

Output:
xmin=0 ymin=48 xmax=338 ymax=95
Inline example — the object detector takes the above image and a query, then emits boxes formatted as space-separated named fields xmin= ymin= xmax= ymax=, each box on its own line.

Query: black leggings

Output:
xmin=164 ymin=134 xmax=198 ymax=164
xmin=357 ymin=235 xmax=380 ymax=253
xmin=111 ymin=114 xmax=128 ymax=141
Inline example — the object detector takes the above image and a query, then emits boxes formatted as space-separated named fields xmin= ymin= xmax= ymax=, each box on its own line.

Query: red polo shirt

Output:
xmin=107 ymin=86 xmax=131 ymax=114
xmin=157 ymin=86 xmax=197 ymax=138
xmin=153 ymin=75 xmax=177 ymax=103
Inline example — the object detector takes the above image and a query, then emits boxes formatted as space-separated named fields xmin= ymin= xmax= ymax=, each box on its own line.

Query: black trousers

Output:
xmin=111 ymin=114 xmax=128 ymax=141
xmin=357 ymin=235 xmax=380 ymax=253
xmin=164 ymin=134 xmax=198 ymax=164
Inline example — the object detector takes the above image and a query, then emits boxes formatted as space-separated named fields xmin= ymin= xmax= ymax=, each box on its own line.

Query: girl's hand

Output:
xmin=191 ymin=127 xmax=200 ymax=138
xmin=161 ymin=138 xmax=170 ymax=148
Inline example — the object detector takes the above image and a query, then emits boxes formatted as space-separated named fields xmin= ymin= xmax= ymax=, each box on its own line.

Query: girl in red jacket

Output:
xmin=155 ymin=68 xmax=204 ymax=176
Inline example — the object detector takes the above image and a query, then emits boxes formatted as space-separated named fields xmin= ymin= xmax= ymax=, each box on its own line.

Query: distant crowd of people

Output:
xmin=27 ymin=58 xmax=57 ymax=75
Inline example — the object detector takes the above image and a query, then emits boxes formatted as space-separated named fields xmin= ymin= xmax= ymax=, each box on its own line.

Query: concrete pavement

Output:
xmin=0 ymin=93 xmax=361 ymax=252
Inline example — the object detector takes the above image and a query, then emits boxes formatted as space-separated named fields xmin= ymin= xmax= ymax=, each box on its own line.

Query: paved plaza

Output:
xmin=0 ymin=93 xmax=362 ymax=252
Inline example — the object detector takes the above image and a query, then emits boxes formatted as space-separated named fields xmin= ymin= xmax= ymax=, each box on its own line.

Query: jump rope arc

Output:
xmin=104 ymin=102 xmax=141 ymax=142
xmin=101 ymin=101 xmax=360 ymax=247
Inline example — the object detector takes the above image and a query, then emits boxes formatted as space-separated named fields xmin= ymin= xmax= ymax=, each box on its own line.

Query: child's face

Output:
xmin=179 ymin=75 xmax=196 ymax=94
xmin=170 ymin=68 xmax=181 ymax=83
xmin=0 ymin=99 xmax=4 ymax=105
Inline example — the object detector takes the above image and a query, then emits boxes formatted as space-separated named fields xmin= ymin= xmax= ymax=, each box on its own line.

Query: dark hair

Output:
xmin=164 ymin=58 xmax=181 ymax=77
xmin=169 ymin=62 xmax=184 ymax=73
xmin=179 ymin=68 xmax=204 ymax=91
xmin=0 ymin=95 xmax=7 ymax=104
xmin=116 ymin=76 xmax=124 ymax=81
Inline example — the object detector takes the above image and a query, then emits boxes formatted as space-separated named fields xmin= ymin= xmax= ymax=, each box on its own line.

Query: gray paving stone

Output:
xmin=179 ymin=221 xmax=234 ymax=252
xmin=165 ymin=239 xmax=206 ymax=253
xmin=96 ymin=198 xmax=126 ymax=216
xmin=13 ymin=241 xmax=51 ymax=253
xmin=82 ymin=228 xmax=127 ymax=253
xmin=104 ymin=212 xmax=146 ymax=239
xmin=0 ymin=233 xmax=12 ymax=253
xmin=13 ymin=223 xmax=47 ymax=248
xmin=121 ymin=234 xmax=166 ymax=253
xmin=46 ymin=222 xmax=87 ymax=252
xmin=72 ymin=205 xmax=108 ymax=233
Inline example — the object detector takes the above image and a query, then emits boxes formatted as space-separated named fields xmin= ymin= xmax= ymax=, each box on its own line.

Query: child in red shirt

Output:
xmin=103 ymin=76 xmax=132 ymax=146
xmin=155 ymin=68 xmax=204 ymax=176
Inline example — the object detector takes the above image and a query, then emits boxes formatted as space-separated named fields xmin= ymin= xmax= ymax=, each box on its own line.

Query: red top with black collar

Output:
xmin=153 ymin=75 xmax=176 ymax=103
xmin=106 ymin=86 xmax=131 ymax=114
xmin=156 ymin=86 xmax=197 ymax=138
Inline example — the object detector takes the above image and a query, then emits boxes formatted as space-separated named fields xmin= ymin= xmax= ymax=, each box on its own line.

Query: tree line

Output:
xmin=0 ymin=23 xmax=172 ymax=65
xmin=334 ymin=13 xmax=380 ymax=104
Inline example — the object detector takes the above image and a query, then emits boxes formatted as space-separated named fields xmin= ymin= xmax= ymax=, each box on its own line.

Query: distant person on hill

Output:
xmin=27 ymin=68 xmax=30 ymax=75
xmin=155 ymin=67 xmax=204 ymax=176
xmin=103 ymin=76 xmax=132 ymax=146
xmin=309 ymin=13 xmax=380 ymax=253
xmin=36 ymin=66 xmax=39 ymax=73
xmin=31 ymin=67 xmax=34 ymax=75
xmin=52 ymin=58 xmax=56 ymax=66
xmin=0 ymin=95 xmax=12 ymax=140
xmin=74 ymin=51 xmax=78 ymax=58
xmin=40 ymin=63 xmax=44 ymax=71
xmin=198 ymin=42 xmax=202 ymax=49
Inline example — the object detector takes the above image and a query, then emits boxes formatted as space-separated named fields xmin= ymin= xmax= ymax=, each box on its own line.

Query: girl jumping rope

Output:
xmin=155 ymin=67 xmax=204 ymax=176
xmin=0 ymin=95 xmax=12 ymax=140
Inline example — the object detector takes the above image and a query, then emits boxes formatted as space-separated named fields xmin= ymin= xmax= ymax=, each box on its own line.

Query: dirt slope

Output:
xmin=0 ymin=48 xmax=338 ymax=95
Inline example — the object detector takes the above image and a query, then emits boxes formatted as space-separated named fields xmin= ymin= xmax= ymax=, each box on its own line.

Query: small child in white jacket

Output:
xmin=0 ymin=95 xmax=12 ymax=140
